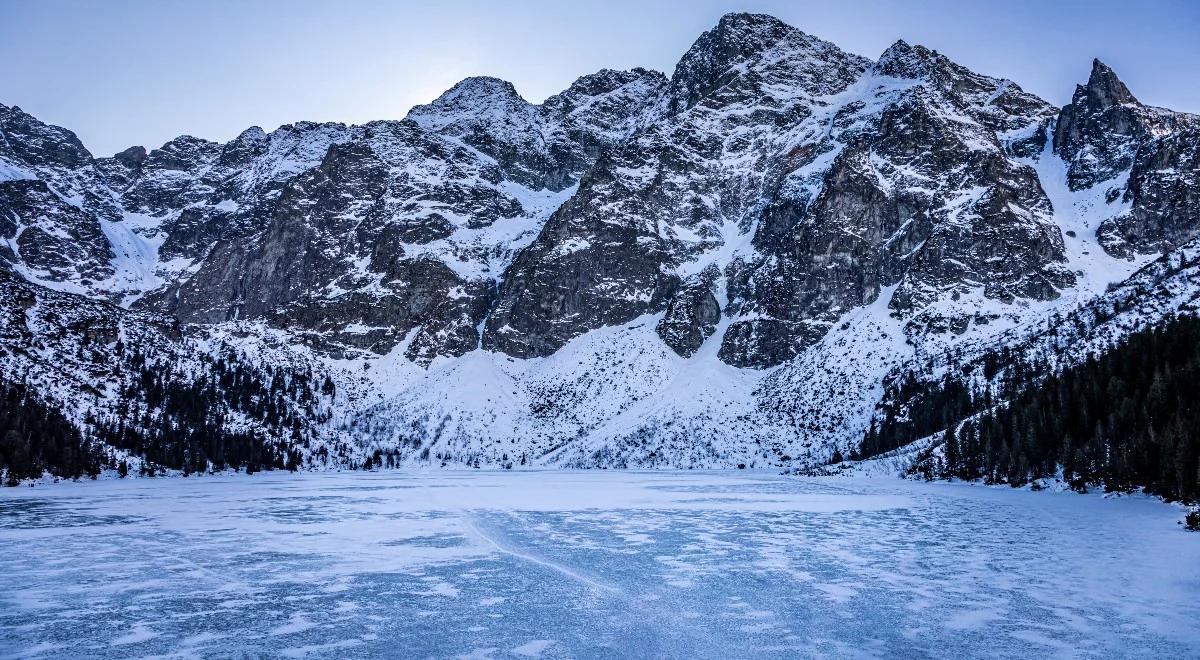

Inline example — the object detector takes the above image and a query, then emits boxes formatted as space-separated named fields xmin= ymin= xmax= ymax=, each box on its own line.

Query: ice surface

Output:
xmin=1 ymin=472 xmax=1197 ymax=658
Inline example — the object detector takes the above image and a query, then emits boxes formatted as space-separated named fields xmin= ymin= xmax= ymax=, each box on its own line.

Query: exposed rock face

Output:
xmin=485 ymin=20 xmax=1074 ymax=368
xmin=1 ymin=15 xmax=1192 ymax=371
xmin=130 ymin=70 xmax=664 ymax=361
xmin=657 ymin=278 xmax=720 ymax=357
xmin=1054 ymin=60 xmax=1145 ymax=190
xmin=0 ymin=104 xmax=120 ymax=292
xmin=666 ymin=13 xmax=800 ymax=114
xmin=94 ymin=145 xmax=147 ymax=192
xmin=407 ymin=69 xmax=667 ymax=192
xmin=0 ymin=179 xmax=114 ymax=288
xmin=1112 ymin=126 xmax=1200 ymax=256
xmin=140 ymin=121 xmax=517 ymax=362
xmin=483 ymin=161 xmax=681 ymax=357
xmin=1054 ymin=60 xmax=1200 ymax=258
xmin=486 ymin=14 xmax=871 ymax=360
xmin=0 ymin=104 xmax=107 ymax=203
xmin=408 ymin=77 xmax=552 ymax=190
xmin=101 ymin=121 xmax=357 ymax=273
xmin=118 ymin=135 xmax=222 ymax=216
xmin=722 ymin=40 xmax=1075 ymax=367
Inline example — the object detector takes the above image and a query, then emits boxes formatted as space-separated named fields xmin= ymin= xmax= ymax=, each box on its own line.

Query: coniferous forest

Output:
xmin=91 ymin=348 xmax=331 ymax=476
xmin=860 ymin=315 xmax=1200 ymax=502
xmin=0 ymin=346 xmax=338 ymax=484
xmin=0 ymin=381 xmax=105 ymax=485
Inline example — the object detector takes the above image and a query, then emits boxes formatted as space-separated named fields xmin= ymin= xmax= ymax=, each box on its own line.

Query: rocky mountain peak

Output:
xmin=1045 ymin=56 xmax=1200 ymax=259
xmin=405 ymin=75 xmax=548 ymax=187
xmin=874 ymin=39 xmax=932 ymax=78
xmin=112 ymin=145 xmax=148 ymax=168
xmin=235 ymin=125 xmax=268 ymax=141
xmin=871 ymin=39 xmax=1055 ymax=143
xmin=216 ymin=126 xmax=270 ymax=167
xmin=1058 ymin=61 xmax=1200 ymax=258
xmin=407 ymin=69 xmax=666 ymax=192
xmin=1082 ymin=58 xmax=1138 ymax=110
xmin=539 ymin=67 xmax=667 ymax=151
xmin=407 ymin=76 xmax=533 ymax=129
xmin=554 ymin=68 xmax=663 ymax=99
xmin=711 ymin=12 xmax=794 ymax=42
xmin=666 ymin=12 xmax=801 ymax=113
xmin=96 ymin=145 xmax=149 ymax=191
xmin=1054 ymin=59 xmax=1153 ymax=192
xmin=228 ymin=125 xmax=269 ymax=150
xmin=872 ymin=40 xmax=982 ymax=89
xmin=0 ymin=103 xmax=94 ymax=171
xmin=542 ymin=68 xmax=667 ymax=122
xmin=145 ymin=135 xmax=220 ymax=171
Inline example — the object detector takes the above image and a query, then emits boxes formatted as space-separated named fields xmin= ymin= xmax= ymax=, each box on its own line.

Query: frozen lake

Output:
xmin=1 ymin=472 xmax=1197 ymax=659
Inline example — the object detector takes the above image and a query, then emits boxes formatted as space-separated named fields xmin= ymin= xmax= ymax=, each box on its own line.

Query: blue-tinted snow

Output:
xmin=1 ymin=472 xmax=1197 ymax=659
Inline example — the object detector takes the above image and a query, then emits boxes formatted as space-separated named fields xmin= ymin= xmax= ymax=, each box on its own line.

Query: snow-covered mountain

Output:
xmin=2 ymin=13 xmax=1198 ymax=474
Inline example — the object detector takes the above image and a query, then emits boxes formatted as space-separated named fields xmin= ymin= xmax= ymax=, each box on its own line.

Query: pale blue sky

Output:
xmin=2 ymin=0 xmax=1197 ymax=156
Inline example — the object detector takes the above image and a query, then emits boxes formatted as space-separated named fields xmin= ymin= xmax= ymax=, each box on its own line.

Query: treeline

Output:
xmin=1 ymin=346 xmax=343 ymax=484
xmin=93 ymin=350 xmax=323 ymax=475
xmin=858 ymin=372 xmax=975 ymax=460
xmin=860 ymin=315 xmax=1200 ymax=502
xmin=0 ymin=381 xmax=105 ymax=485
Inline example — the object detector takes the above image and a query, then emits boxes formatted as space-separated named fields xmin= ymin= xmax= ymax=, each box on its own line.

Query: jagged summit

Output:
xmin=440 ymin=75 xmax=526 ymax=100
xmin=1054 ymin=57 xmax=1155 ymax=191
xmin=1083 ymin=58 xmax=1138 ymax=109
xmin=873 ymin=39 xmax=1033 ymax=101
xmin=112 ymin=145 xmax=147 ymax=164
xmin=407 ymin=76 xmax=532 ymax=127
xmin=707 ymin=11 xmax=795 ymax=43
xmin=873 ymin=39 xmax=975 ymax=85
xmin=547 ymin=68 xmax=666 ymax=107
xmin=227 ymin=125 xmax=269 ymax=146
xmin=1049 ymin=57 xmax=1200 ymax=257
xmin=0 ymin=103 xmax=94 ymax=169
xmin=666 ymin=12 xmax=808 ymax=113
xmin=212 ymin=126 xmax=270 ymax=168
xmin=874 ymin=39 xmax=929 ymax=78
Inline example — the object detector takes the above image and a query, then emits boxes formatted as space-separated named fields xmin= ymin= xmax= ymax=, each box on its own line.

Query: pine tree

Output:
xmin=943 ymin=423 xmax=959 ymax=478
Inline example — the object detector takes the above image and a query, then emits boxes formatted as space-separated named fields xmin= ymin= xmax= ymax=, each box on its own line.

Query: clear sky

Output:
xmin=3 ymin=0 xmax=1197 ymax=156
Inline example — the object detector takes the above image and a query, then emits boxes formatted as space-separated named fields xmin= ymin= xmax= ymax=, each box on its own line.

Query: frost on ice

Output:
xmin=1 ymin=471 xmax=1198 ymax=658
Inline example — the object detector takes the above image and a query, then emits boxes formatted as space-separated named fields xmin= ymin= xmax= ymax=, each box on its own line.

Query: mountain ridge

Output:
xmin=1 ymin=12 xmax=1198 ymax=477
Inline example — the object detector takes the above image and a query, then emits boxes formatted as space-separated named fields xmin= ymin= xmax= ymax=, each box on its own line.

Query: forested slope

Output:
xmin=861 ymin=315 xmax=1200 ymax=501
